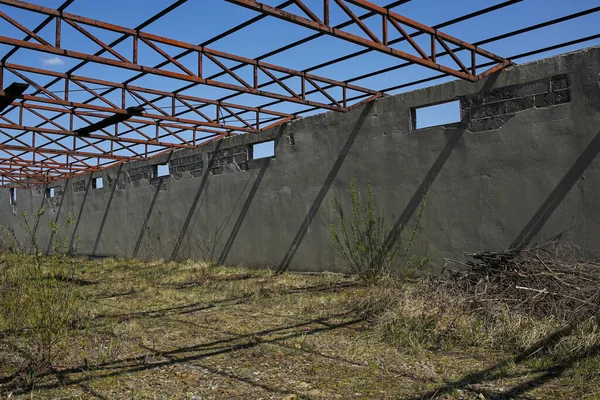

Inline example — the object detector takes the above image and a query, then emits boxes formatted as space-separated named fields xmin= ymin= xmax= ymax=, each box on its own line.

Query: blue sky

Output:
xmin=0 ymin=0 xmax=599 ymax=164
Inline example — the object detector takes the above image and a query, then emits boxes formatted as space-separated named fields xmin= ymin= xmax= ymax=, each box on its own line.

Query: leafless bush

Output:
xmin=443 ymin=241 xmax=600 ymax=322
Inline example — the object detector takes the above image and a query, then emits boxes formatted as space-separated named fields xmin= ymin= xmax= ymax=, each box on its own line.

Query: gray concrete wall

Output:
xmin=2 ymin=46 xmax=600 ymax=273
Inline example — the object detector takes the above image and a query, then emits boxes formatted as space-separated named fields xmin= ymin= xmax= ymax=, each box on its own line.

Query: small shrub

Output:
xmin=0 ymin=209 xmax=82 ymax=383
xmin=194 ymin=221 xmax=226 ymax=268
xmin=330 ymin=179 xmax=430 ymax=282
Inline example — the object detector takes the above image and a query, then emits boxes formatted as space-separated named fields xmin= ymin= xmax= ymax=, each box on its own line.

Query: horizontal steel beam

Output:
xmin=0 ymin=123 xmax=196 ymax=149
xmin=0 ymin=0 xmax=380 ymax=112
xmin=226 ymin=0 xmax=510 ymax=80
xmin=0 ymin=143 xmax=138 ymax=160
xmin=2 ymin=62 xmax=296 ymax=128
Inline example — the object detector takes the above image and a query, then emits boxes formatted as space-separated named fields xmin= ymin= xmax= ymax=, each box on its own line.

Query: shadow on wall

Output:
xmin=384 ymin=127 xmax=464 ymax=252
xmin=276 ymin=102 xmax=375 ymax=273
xmin=510 ymin=129 xmax=600 ymax=249
xmin=217 ymin=126 xmax=286 ymax=265
xmin=69 ymin=174 xmax=93 ymax=252
xmin=274 ymin=72 xmax=506 ymax=273
xmin=92 ymin=164 xmax=124 ymax=256
xmin=133 ymin=152 xmax=174 ymax=259
xmin=383 ymin=71 xmax=503 ymax=248
xmin=170 ymin=141 xmax=223 ymax=261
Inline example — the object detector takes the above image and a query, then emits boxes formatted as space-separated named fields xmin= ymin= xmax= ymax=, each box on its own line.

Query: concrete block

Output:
xmin=503 ymin=96 xmax=535 ymax=114
xmin=551 ymin=74 xmax=570 ymax=91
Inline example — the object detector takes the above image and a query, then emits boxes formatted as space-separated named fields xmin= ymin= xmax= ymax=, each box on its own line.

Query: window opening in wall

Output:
xmin=92 ymin=176 xmax=103 ymax=189
xmin=45 ymin=187 xmax=55 ymax=198
xmin=251 ymin=140 xmax=275 ymax=160
xmin=412 ymin=100 xmax=461 ymax=130
xmin=154 ymin=163 xmax=170 ymax=178
xmin=9 ymin=188 xmax=16 ymax=205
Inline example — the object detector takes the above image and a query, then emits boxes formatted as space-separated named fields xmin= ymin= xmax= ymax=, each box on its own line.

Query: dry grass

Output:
xmin=0 ymin=256 xmax=599 ymax=399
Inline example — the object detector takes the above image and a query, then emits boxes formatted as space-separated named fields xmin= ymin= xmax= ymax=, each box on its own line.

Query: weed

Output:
xmin=0 ymin=209 xmax=82 ymax=384
xmin=570 ymin=355 xmax=600 ymax=386
xmin=194 ymin=222 xmax=227 ymax=268
xmin=330 ymin=179 xmax=430 ymax=283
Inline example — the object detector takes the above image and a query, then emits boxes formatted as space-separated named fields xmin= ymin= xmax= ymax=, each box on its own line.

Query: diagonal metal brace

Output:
xmin=226 ymin=0 xmax=512 ymax=81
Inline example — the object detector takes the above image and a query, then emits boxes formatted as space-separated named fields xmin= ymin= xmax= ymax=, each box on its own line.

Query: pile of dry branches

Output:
xmin=443 ymin=242 xmax=600 ymax=321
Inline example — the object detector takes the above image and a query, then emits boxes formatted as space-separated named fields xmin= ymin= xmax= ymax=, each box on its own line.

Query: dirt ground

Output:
xmin=1 ymin=258 xmax=598 ymax=399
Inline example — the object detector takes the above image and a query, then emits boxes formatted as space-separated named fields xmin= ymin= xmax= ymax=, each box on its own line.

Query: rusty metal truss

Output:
xmin=0 ymin=0 xmax=598 ymax=188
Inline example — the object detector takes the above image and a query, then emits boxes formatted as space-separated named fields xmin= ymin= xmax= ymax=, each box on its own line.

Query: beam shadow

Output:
xmin=93 ymin=280 xmax=358 ymax=323
xmin=162 ymin=273 xmax=258 ymax=290
xmin=69 ymin=174 xmax=93 ymax=251
xmin=170 ymin=141 xmax=223 ymax=261
xmin=93 ymin=288 xmax=138 ymax=299
xmin=137 ymin=342 xmax=300 ymax=397
xmin=218 ymin=125 xmax=286 ymax=265
xmin=385 ymin=128 xmax=464 ymax=249
xmin=511 ymin=129 xmax=600 ymax=249
xmin=384 ymin=73 xmax=501 ymax=250
xmin=502 ymin=342 xmax=600 ymax=398
xmin=93 ymin=294 xmax=251 ymax=321
xmin=84 ymin=311 xmax=355 ymax=372
xmin=276 ymin=102 xmax=375 ymax=273
xmin=404 ymin=318 xmax=597 ymax=399
xmin=5 ymin=311 xmax=362 ymax=395
xmin=133 ymin=152 xmax=173 ymax=258
xmin=92 ymin=165 xmax=123 ymax=256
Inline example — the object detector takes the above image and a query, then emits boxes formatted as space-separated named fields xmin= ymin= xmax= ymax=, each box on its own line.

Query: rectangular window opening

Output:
xmin=250 ymin=140 xmax=275 ymax=160
xmin=9 ymin=188 xmax=16 ymax=205
xmin=412 ymin=100 xmax=461 ymax=130
xmin=92 ymin=176 xmax=103 ymax=189
xmin=45 ymin=187 xmax=55 ymax=198
xmin=154 ymin=163 xmax=170 ymax=178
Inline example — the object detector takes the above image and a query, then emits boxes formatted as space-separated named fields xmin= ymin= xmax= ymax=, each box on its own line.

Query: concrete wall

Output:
xmin=2 ymin=46 xmax=600 ymax=273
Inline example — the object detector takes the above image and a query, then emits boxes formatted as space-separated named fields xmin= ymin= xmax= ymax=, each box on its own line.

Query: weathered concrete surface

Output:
xmin=2 ymin=46 xmax=600 ymax=273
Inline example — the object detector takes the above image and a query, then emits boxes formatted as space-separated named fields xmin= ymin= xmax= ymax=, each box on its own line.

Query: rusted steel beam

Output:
xmin=0 ymin=91 xmax=255 ymax=135
xmin=226 ymin=0 xmax=511 ymax=81
xmin=2 ymin=62 xmax=294 ymax=129
xmin=0 ymin=1 xmax=198 ymax=186
xmin=0 ymin=158 xmax=91 ymax=171
xmin=0 ymin=166 xmax=72 ymax=178
xmin=0 ymin=168 xmax=55 ymax=181
xmin=0 ymin=143 xmax=138 ymax=161
xmin=1 ymin=0 xmax=74 ymax=62
xmin=9 ymin=102 xmax=233 ymax=138
xmin=0 ymin=0 xmax=298 ymax=186
xmin=215 ymin=0 xmax=522 ymax=125
xmin=0 ymin=0 xmax=380 ymax=112
xmin=0 ymin=123 xmax=196 ymax=149
xmin=0 ymin=129 xmax=228 ymax=187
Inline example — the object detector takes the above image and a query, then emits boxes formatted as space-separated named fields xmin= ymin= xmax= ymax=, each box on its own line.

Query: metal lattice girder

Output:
xmin=0 ymin=161 xmax=89 ymax=183
xmin=0 ymin=61 xmax=296 ymax=183
xmin=0 ymin=79 xmax=294 ymax=138
xmin=0 ymin=158 xmax=91 ymax=173
xmin=226 ymin=0 xmax=511 ymax=81
xmin=0 ymin=0 xmax=381 ymax=112
xmin=1 ymin=63 xmax=298 ymax=133
xmin=0 ymin=143 xmax=137 ymax=161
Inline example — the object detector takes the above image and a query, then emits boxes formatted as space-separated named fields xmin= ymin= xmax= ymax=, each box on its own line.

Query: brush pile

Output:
xmin=444 ymin=242 xmax=600 ymax=321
